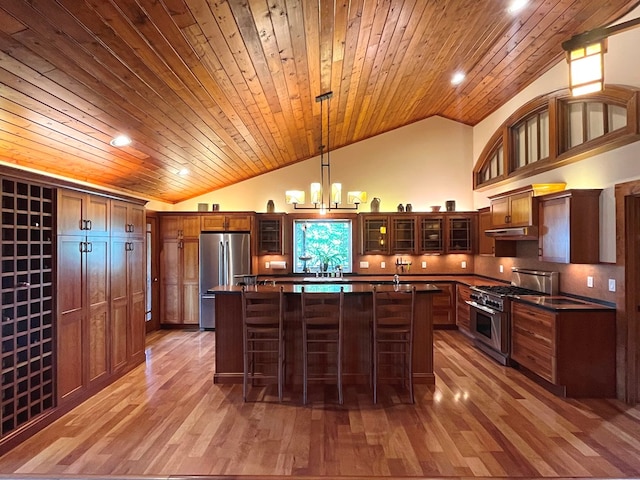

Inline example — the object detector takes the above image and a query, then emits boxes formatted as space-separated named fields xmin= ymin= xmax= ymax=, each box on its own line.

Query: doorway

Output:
xmin=146 ymin=213 xmax=160 ymax=332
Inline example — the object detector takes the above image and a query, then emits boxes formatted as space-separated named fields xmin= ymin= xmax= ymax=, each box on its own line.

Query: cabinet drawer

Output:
xmin=511 ymin=333 xmax=553 ymax=382
xmin=511 ymin=301 xmax=555 ymax=382
xmin=511 ymin=302 xmax=554 ymax=342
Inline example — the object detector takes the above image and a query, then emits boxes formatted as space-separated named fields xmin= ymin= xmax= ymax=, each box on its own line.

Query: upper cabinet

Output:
xmin=419 ymin=216 xmax=444 ymax=254
xmin=201 ymin=213 xmax=252 ymax=232
xmin=256 ymin=214 xmax=285 ymax=254
xmin=391 ymin=215 xmax=417 ymax=253
xmin=361 ymin=215 xmax=389 ymax=254
xmin=489 ymin=187 xmax=537 ymax=229
xmin=538 ymin=189 xmax=602 ymax=264
xmin=362 ymin=212 xmax=476 ymax=255
xmin=446 ymin=215 xmax=474 ymax=253
xmin=111 ymin=200 xmax=145 ymax=237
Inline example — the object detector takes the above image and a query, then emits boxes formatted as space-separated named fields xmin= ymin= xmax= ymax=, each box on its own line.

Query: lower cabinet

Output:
xmin=511 ymin=300 xmax=616 ymax=397
xmin=431 ymin=283 xmax=455 ymax=328
xmin=456 ymin=284 xmax=473 ymax=334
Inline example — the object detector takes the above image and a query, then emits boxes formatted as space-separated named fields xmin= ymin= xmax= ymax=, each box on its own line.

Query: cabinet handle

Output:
xmin=178 ymin=241 xmax=183 ymax=249
xmin=86 ymin=242 xmax=93 ymax=252
xmin=79 ymin=241 xmax=86 ymax=253
xmin=86 ymin=219 xmax=92 ymax=230
xmin=15 ymin=282 xmax=30 ymax=288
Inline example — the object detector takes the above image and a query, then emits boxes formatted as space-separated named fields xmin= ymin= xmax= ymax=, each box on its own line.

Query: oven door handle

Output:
xmin=465 ymin=300 xmax=499 ymax=316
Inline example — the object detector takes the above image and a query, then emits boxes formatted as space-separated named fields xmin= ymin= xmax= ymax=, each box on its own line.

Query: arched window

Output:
xmin=473 ymin=85 xmax=640 ymax=190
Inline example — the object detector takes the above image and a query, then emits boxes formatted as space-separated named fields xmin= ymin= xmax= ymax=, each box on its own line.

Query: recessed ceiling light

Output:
xmin=508 ymin=0 xmax=528 ymax=14
xmin=451 ymin=72 xmax=465 ymax=85
xmin=178 ymin=168 xmax=190 ymax=176
xmin=110 ymin=134 xmax=132 ymax=147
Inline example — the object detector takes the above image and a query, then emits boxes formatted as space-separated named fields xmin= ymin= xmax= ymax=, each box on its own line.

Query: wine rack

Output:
xmin=1 ymin=178 xmax=54 ymax=436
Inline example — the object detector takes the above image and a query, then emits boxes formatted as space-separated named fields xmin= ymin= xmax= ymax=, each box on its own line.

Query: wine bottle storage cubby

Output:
xmin=1 ymin=178 xmax=54 ymax=437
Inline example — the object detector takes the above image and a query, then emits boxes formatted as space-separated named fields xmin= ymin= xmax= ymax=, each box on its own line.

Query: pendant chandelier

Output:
xmin=285 ymin=91 xmax=366 ymax=213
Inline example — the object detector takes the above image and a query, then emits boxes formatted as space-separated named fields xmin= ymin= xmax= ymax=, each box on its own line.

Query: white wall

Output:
xmin=167 ymin=116 xmax=474 ymax=214
xmin=471 ymin=6 xmax=640 ymax=262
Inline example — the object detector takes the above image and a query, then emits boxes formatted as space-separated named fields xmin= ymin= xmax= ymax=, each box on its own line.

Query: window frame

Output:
xmin=473 ymin=85 xmax=640 ymax=191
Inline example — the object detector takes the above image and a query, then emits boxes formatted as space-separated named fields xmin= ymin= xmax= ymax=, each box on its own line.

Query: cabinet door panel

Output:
xmin=87 ymin=239 xmax=109 ymax=383
xmin=57 ymin=311 xmax=83 ymax=399
xmin=111 ymin=298 xmax=128 ymax=370
xmin=182 ymin=284 xmax=200 ymax=325
xmin=201 ymin=215 xmax=226 ymax=231
xmin=509 ymin=192 xmax=534 ymax=226
xmin=110 ymin=201 xmax=129 ymax=237
xmin=226 ymin=215 xmax=251 ymax=231
xmin=57 ymin=191 xmax=84 ymax=235
xmin=129 ymin=204 xmax=146 ymax=236
xmin=161 ymin=283 xmax=180 ymax=324
xmin=110 ymin=239 xmax=129 ymax=370
xmin=87 ymin=195 xmax=110 ymax=236
xmin=490 ymin=196 xmax=510 ymax=227
xmin=182 ymin=240 xmax=200 ymax=283
xmin=129 ymin=238 xmax=146 ymax=357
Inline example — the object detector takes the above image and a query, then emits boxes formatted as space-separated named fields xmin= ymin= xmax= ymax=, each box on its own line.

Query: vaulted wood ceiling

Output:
xmin=0 ymin=1 xmax=638 ymax=203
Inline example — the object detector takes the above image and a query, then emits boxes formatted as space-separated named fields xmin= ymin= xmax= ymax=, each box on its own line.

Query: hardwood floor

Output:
xmin=0 ymin=329 xmax=638 ymax=479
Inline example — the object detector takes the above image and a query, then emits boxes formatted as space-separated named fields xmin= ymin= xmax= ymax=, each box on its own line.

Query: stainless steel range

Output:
xmin=466 ymin=268 xmax=558 ymax=365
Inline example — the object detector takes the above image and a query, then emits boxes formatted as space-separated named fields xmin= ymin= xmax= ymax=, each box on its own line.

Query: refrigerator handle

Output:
xmin=219 ymin=241 xmax=225 ymax=286
xmin=225 ymin=240 xmax=231 ymax=285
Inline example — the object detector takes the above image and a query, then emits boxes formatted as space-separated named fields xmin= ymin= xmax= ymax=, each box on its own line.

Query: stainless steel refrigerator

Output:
xmin=199 ymin=232 xmax=251 ymax=330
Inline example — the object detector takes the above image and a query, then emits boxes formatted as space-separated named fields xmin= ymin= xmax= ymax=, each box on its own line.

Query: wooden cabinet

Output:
xmin=360 ymin=215 xmax=389 ymax=254
xmin=256 ymin=214 xmax=285 ymax=254
xmin=110 ymin=204 xmax=146 ymax=372
xmin=1 ymin=178 xmax=55 ymax=436
xmin=160 ymin=215 xmax=200 ymax=326
xmin=456 ymin=284 xmax=473 ymax=333
xmin=478 ymin=207 xmax=517 ymax=257
xmin=431 ymin=282 xmax=455 ymax=328
xmin=57 ymin=189 xmax=111 ymax=400
xmin=391 ymin=215 xmax=417 ymax=253
xmin=511 ymin=300 xmax=616 ymax=397
xmin=110 ymin=200 xmax=145 ymax=237
xmin=490 ymin=187 xmax=536 ymax=228
xmin=446 ymin=215 xmax=474 ymax=253
xmin=419 ymin=216 xmax=444 ymax=253
xmin=201 ymin=213 xmax=252 ymax=232
xmin=538 ymin=189 xmax=601 ymax=264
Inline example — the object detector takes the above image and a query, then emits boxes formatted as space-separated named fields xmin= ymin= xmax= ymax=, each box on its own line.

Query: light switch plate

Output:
xmin=380 ymin=261 xmax=386 ymax=269
xmin=608 ymin=279 xmax=616 ymax=292
xmin=587 ymin=276 xmax=594 ymax=288
xmin=359 ymin=261 xmax=369 ymax=269
xmin=421 ymin=261 xmax=427 ymax=268
xmin=265 ymin=261 xmax=270 ymax=269
xmin=461 ymin=261 xmax=467 ymax=269
xmin=499 ymin=264 xmax=504 ymax=273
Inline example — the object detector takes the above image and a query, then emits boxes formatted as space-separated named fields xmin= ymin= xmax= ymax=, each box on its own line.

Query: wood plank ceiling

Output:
xmin=0 ymin=0 xmax=638 ymax=204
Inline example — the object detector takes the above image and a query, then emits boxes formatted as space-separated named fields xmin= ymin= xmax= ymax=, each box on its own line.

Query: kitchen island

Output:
xmin=210 ymin=282 xmax=441 ymax=388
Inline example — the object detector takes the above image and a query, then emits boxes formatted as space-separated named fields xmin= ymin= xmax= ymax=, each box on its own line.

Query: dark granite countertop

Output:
xmin=512 ymin=295 xmax=615 ymax=312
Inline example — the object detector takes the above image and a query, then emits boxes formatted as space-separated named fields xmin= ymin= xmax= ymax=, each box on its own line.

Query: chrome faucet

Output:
xmin=393 ymin=274 xmax=400 ymax=285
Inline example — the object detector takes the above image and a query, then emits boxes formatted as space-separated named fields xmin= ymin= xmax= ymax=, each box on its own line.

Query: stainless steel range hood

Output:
xmin=484 ymin=226 xmax=538 ymax=240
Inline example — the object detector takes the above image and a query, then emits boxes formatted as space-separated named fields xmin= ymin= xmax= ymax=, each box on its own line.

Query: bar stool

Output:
xmin=301 ymin=286 xmax=344 ymax=405
xmin=241 ymin=286 xmax=285 ymax=402
xmin=372 ymin=285 xmax=416 ymax=404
